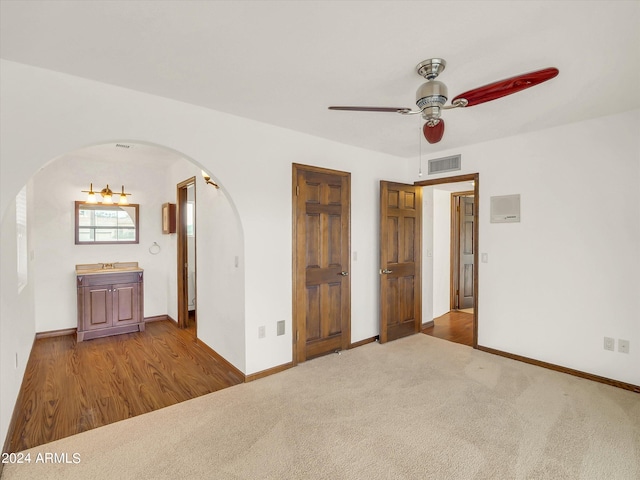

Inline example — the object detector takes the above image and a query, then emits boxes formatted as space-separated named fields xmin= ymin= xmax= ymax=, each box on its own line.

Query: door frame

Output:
xmin=177 ymin=176 xmax=196 ymax=333
xmin=450 ymin=191 xmax=475 ymax=311
xmin=415 ymin=173 xmax=479 ymax=348
xmin=292 ymin=163 xmax=351 ymax=366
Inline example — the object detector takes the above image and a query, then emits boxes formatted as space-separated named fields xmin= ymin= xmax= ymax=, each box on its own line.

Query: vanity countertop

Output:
xmin=76 ymin=262 xmax=143 ymax=275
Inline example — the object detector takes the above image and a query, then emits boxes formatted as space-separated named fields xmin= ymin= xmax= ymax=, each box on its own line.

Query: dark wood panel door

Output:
xmin=294 ymin=164 xmax=350 ymax=362
xmin=379 ymin=181 xmax=422 ymax=343
xmin=458 ymin=196 xmax=475 ymax=309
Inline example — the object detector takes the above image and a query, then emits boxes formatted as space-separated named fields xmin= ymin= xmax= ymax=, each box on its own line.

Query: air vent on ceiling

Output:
xmin=428 ymin=154 xmax=461 ymax=175
xmin=115 ymin=143 xmax=132 ymax=149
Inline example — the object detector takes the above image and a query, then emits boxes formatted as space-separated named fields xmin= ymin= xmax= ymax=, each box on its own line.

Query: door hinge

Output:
xmin=296 ymin=330 xmax=299 ymax=341
xmin=296 ymin=185 xmax=299 ymax=196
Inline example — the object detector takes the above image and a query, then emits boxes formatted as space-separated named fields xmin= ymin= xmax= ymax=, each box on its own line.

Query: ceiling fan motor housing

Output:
xmin=416 ymin=80 xmax=448 ymax=126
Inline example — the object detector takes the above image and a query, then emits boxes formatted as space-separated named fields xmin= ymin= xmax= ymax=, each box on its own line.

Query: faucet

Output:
xmin=101 ymin=262 xmax=115 ymax=269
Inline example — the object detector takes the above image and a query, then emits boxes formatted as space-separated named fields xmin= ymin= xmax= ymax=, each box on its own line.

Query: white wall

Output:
xmin=432 ymin=189 xmax=452 ymax=318
xmin=410 ymin=109 xmax=640 ymax=386
xmin=421 ymin=188 xmax=434 ymax=324
xmin=166 ymin=158 xmax=246 ymax=371
xmin=0 ymin=186 xmax=36 ymax=449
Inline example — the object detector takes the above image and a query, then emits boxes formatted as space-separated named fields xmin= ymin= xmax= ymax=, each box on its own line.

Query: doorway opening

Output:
xmin=415 ymin=173 xmax=479 ymax=348
xmin=451 ymin=191 xmax=475 ymax=313
xmin=177 ymin=177 xmax=197 ymax=337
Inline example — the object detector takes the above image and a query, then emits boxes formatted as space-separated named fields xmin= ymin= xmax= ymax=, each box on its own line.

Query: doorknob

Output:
xmin=380 ymin=269 xmax=393 ymax=274
xmin=338 ymin=271 xmax=349 ymax=276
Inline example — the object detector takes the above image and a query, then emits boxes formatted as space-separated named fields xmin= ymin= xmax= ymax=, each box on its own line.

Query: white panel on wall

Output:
xmin=432 ymin=189 xmax=451 ymax=317
xmin=490 ymin=194 xmax=521 ymax=223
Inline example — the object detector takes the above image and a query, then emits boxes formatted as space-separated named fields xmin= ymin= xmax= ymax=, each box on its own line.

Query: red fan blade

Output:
xmin=452 ymin=67 xmax=559 ymax=107
xmin=328 ymin=106 xmax=411 ymax=113
xmin=423 ymin=120 xmax=445 ymax=144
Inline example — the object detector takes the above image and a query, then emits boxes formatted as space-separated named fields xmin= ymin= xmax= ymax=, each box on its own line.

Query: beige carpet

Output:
xmin=458 ymin=308 xmax=474 ymax=314
xmin=2 ymin=334 xmax=639 ymax=480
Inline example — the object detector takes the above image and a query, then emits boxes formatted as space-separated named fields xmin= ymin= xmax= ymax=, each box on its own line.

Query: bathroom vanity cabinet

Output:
xmin=76 ymin=263 xmax=145 ymax=342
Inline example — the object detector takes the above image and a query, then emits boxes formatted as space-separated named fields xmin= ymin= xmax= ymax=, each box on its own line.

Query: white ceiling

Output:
xmin=1 ymin=1 xmax=638 ymax=158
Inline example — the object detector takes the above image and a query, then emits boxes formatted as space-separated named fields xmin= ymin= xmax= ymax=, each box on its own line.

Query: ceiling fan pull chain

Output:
xmin=418 ymin=119 xmax=423 ymax=177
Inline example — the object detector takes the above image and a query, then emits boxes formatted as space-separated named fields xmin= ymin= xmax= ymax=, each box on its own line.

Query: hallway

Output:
xmin=422 ymin=310 xmax=474 ymax=347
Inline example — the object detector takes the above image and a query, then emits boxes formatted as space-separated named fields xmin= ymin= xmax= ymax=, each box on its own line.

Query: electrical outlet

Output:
xmin=277 ymin=320 xmax=285 ymax=336
xmin=258 ymin=326 xmax=266 ymax=339
xmin=618 ymin=339 xmax=630 ymax=354
xmin=604 ymin=337 xmax=615 ymax=351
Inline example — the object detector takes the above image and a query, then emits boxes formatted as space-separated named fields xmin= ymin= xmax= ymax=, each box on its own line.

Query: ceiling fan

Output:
xmin=328 ymin=58 xmax=559 ymax=144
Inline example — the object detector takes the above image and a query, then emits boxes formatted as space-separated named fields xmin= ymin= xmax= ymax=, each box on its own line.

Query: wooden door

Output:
xmin=458 ymin=196 xmax=475 ymax=309
xmin=293 ymin=164 xmax=350 ymax=362
xmin=379 ymin=181 xmax=422 ymax=343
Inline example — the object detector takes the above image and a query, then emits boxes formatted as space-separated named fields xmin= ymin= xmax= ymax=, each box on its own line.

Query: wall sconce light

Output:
xmin=101 ymin=185 xmax=114 ymax=204
xmin=82 ymin=183 xmax=131 ymax=205
xmin=118 ymin=185 xmax=131 ymax=205
xmin=83 ymin=183 xmax=98 ymax=204
xmin=201 ymin=170 xmax=220 ymax=189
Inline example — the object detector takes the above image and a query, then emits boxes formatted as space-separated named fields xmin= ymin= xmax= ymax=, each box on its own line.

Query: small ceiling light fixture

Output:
xmin=82 ymin=183 xmax=132 ymax=205
xmin=201 ymin=170 xmax=220 ymax=189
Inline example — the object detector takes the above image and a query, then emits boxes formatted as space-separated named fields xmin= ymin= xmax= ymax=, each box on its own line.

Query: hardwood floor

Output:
xmin=186 ymin=309 xmax=196 ymax=336
xmin=8 ymin=320 xmax=243 ymax=453
xmin=422 ymin=310 xmax=474 ymax=347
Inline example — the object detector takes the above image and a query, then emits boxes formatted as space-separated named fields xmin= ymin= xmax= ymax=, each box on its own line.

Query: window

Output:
xmin=16 ymin=186 xmax=28 ymax=292
xmin=75 ymin=202 xmax=139 ymax=244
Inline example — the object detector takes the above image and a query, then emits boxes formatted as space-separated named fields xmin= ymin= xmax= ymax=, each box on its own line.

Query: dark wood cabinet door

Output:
xmin=111 ymin=283 xmax=140 ymax=326
xmin=83 ymin=285 xmax=113 ymax=331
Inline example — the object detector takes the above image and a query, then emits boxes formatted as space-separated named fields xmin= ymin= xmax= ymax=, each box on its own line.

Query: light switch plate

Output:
xmin=618 ymin=339 xmax=630 ymax=354
xmin=604 ymin=337 xmax=615 ymax=351
xmin=277 ymin=320 xmax=285 ymax=336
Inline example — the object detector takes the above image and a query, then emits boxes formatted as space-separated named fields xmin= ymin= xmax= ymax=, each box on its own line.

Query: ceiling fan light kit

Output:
xmin=329 ymin=58 xmax=559 ymax=144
